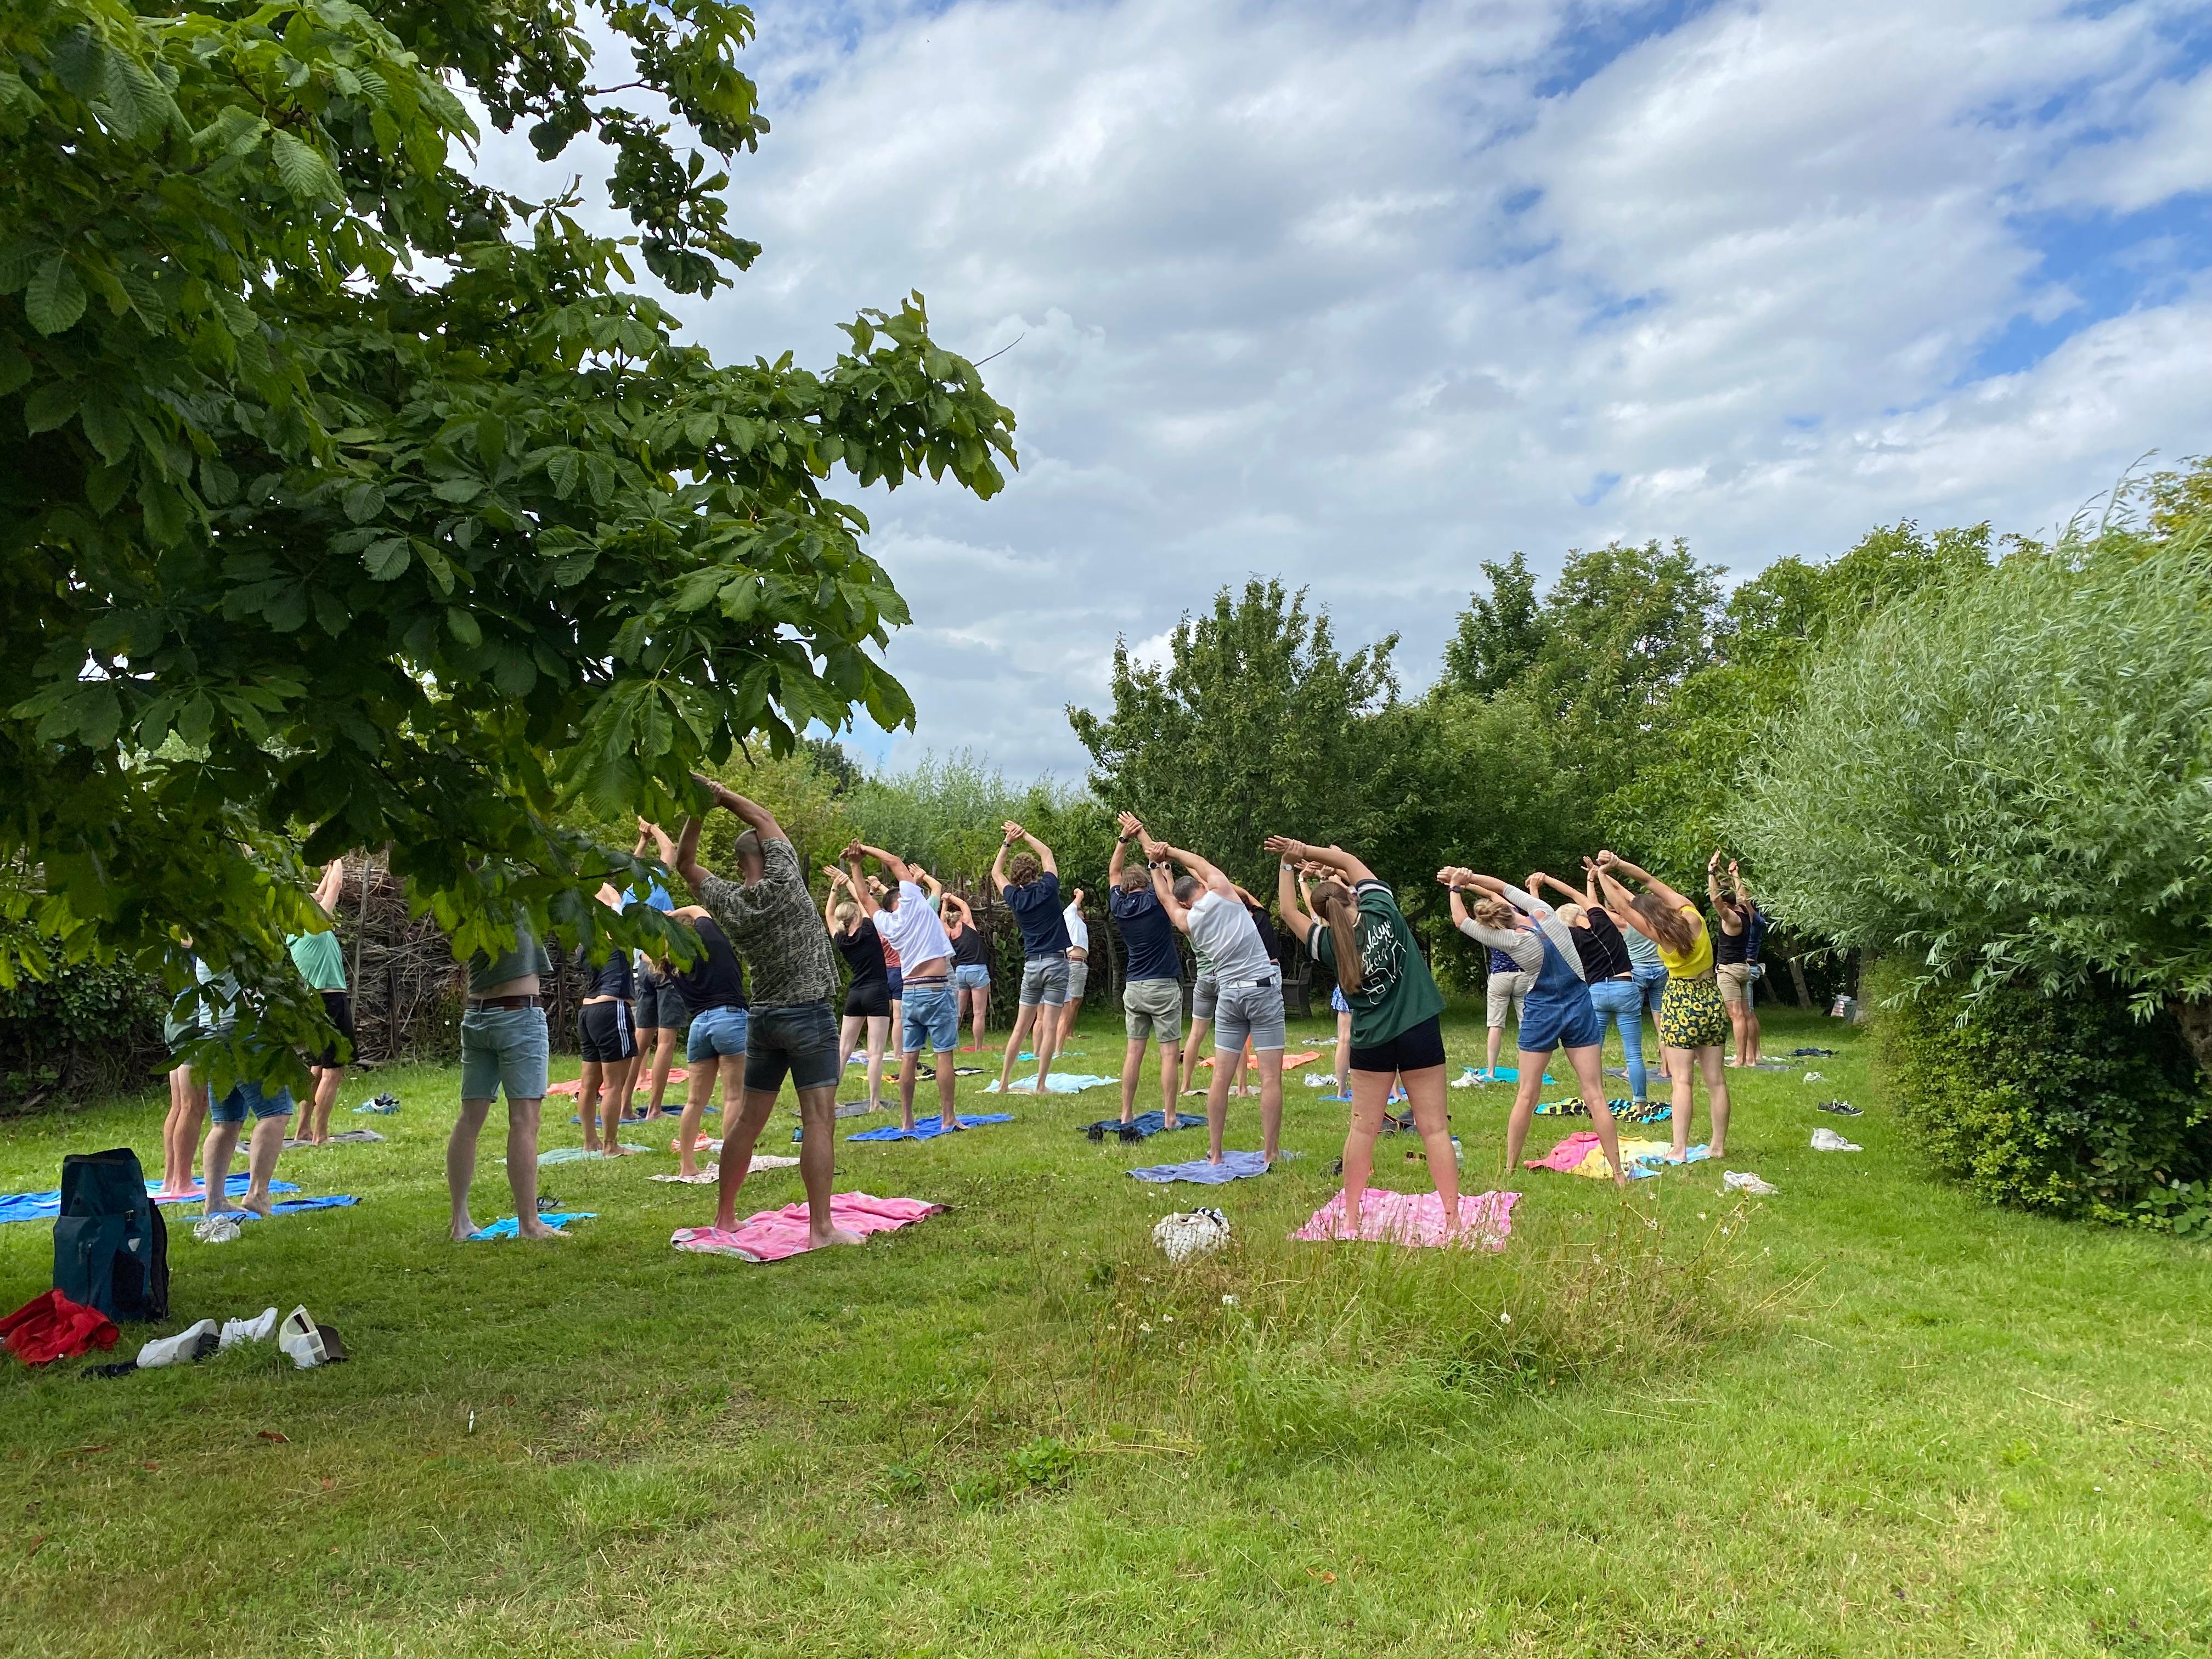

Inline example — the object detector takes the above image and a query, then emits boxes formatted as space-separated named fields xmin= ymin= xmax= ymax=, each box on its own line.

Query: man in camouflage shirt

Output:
xmin=675 ymin=778 xmax=861 ymax=1250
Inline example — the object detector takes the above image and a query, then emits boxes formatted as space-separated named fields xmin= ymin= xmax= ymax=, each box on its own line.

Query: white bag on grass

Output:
xmin=1152 ymin=1207 xmax=1231 ymax=1264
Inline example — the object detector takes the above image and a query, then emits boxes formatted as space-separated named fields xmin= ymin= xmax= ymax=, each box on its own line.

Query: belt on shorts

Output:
xmin=1229 ymin=974 xmax=1278 ymax=988
xmin=902 ymin=976 xmax=951 ymax=989
xmin=467 ymin=995 xmax=541 ymax=1011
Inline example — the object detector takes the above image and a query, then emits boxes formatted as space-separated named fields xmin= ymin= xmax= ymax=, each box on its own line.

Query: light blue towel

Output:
xmin=984 ymin=1073 xmax=1118 ymax=1094
xmin=1127 ymin=1151 xmax=1272 ymax=1184
xmin=847 ymin=1113 xmax=1015 ymax=1142
xmin=467 ymin=1211 xmax=595 ymax=1241
xmin=531 ymin=1144 xmax=648 ymax=1165
xmin=0 ymin=1176 xmax=302 ymax=1227
xmin=212 ymin=1195 xmax=361 ymax=1220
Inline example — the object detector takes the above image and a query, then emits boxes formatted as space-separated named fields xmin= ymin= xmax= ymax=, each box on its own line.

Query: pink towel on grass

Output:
xmin=670 ymin=1193 xmax=943 ymax=1263
xmin=1525 ymin=1131 xmax=1604 ymax=1171
xmin=1291 ymin=1188 xmax=1520 ymax=1250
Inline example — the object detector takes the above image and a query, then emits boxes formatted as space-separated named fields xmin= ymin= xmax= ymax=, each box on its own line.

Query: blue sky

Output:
xmin=489 ymin=0 xmax=2212 ymax=778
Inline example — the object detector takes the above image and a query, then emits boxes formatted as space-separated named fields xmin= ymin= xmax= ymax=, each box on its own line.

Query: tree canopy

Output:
xmin=2 ymin=0 xmax=1014 ymax=1070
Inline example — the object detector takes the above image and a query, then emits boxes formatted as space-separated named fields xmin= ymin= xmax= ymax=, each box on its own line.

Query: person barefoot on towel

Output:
xmin=842 ymin=841 xmax=962 ymax=1133
xmin=1142 ymin=833 xmax=1284 ymax=1166
xmin=1270 ymin=837 xmax=1461 ymax=1238
xmin=449 ymin=904 xmax=561 ymax=1240
xmin=990 ymin=823 xmax=1071 ymax=1095
xmin=662 ymin=904 xmax=749 ymax=1179
xmin=1109 ymin=813 xmax=1185 ymax=1130
xmin=676 ymin=779 xmax=861 ymax=1250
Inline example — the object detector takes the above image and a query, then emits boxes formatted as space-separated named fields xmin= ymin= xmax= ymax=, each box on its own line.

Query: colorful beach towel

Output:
xmin=670 ymin=1193 xmax=943 ymax=1262
xmin=1127 ymin=1150 xmax=1272 ymax=1184
xmin=548 ymin=1069 xmax=691 ymax=1098
xmin=1525 ymin=1132 xmax=1709 ymax=1180
xmin=1292 ymin=1188 xmax=1519 ymax=1250
xmin=847 ymin=1114 xmax=1014 ymax=1142
xmin=467 ymin=1211 xmax=594 ymax=1241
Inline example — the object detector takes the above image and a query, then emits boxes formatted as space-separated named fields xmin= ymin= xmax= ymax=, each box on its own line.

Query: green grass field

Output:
xmin=3 ymin=1005 xmax=2208 ymax=1657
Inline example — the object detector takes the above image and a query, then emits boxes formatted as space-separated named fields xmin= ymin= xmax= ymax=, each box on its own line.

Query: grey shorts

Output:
xmin=1212 ymin=978 xmax=1285 ymax=1055
xmin=1065 ymin=958 xmax=1089 ymax=1000
xmin=1191 ymin=975 xmax=1218 ymax=1023
xmin=1124 ymin=978 xmax=1183 ymax=1043
xmin=460 ymin=1006 xmax=550 ymax=1103
xmin=1487 ymin=969 xmax=1534 ymax=1028
xmin=1019 ymin=952 xmax=1071 ymax=1008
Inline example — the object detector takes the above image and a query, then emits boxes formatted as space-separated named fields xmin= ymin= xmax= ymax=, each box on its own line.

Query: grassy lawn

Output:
xmin=3 ymin=1003 xmax=2208 ymax=1657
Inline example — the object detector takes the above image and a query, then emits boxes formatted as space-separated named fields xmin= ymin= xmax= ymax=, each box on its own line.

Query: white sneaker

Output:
xmin=1810 ymin=1127 xmax=1862 ymax=1153
xmin=137 ymin=1319 xmax=219 ymax=1368
xmin=1723 ymin=1170 xmax=1779 ymax=1195
xmin=276 ymin=1306 xmax=329 ymax=1369
xmin=219 ymin=1307 xmax=280 ymax=1350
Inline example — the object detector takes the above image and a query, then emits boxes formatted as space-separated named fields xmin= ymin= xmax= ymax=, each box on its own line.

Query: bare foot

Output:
xmin=604 ymin=1143 xmax=635 ymax=1158
xmin=1164 ymin=1116 xmax=1180 ymax=1130
xmin=449 ymin=1216 xmax=477 ymax=1242
xmin=808 ymin=1226 xmax=866 ymax=1250
xmin=939 ymin=1116 xmax=961 ymax=1131
xmin=513 ymin=1217 xmax=569 ymax=1240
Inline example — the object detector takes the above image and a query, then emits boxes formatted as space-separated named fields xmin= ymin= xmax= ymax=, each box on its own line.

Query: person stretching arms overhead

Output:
xmin=823 ymin=868 xmax=891 ymax=1113
xmin=1109 ymin=812 xmax=1187 ymax=1130
xmin=1268 ymin=837 xmax=1461 ymax=1236
xmin=1143 ymin=833 xmax=1284 ymax=1166
xmin=662 ymin=904 xmax=749 ymax=1180
xmin=1592 ymin=851 xmax=1732 ymax=1162
xmin=1057 ymin=888 xmax=1091 ymax=1048
xmin=943 ymin=894 xmax=993 ymax=1051
xmin=1441 ymin=869 xmax=1630 ymax=1188
xmin=676 ymin=779 xmax=861 ymax=1251
xmin=991 ymin=822 xmax=1071 ymax=1095
xmin=1286 ymin=866 xmax=1353 ymax=1101
xmin=1530 ymin=868 xmax=1652 ymax=1116
xmin=287 ymin=857 xmax=354 ymax=1145
xmin=843 ymin=842 xmax=962 ymax=1133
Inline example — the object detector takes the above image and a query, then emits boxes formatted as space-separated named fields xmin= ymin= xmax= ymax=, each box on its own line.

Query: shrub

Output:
xmin=1867 ymin=958 xmax=2212 ymax=1222
xmin=0 ymin=938 xmax=165 ymax=1111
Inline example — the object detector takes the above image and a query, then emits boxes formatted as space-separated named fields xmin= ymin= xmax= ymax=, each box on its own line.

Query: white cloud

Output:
xmin=490 ymin=0 xmax=2212 ymax=777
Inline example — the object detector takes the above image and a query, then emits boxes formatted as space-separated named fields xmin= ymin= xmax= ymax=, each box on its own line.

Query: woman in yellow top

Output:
xmin=1592 ymin=851 xmax=1731 ymax=1161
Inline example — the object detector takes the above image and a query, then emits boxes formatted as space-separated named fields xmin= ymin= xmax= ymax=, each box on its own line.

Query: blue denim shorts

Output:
xmin=952 ymin=963 xmax=991 ymax=991
xmin=743 ymin=1001 xmax=842 ymax=1094
xmin=208 ymin=1079 xmax=294 ymax=1125
xmin=460 ymin=1006 xmax=550 ymax=1103
xmin=901 ymin=981 xmax=961 ymax=1055
xmin=685 ymin=1004 xmax=749 ymax=1062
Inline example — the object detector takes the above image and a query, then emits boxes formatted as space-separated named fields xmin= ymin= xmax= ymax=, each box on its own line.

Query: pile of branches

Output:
xmin=335 ymin=854 xmax=462 ymax=1065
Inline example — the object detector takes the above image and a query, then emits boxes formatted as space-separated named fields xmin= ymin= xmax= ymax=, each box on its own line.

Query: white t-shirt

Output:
xmin=1184 ymin=889 xmax=1271 ymax=984
xmin=875 ymin=881 xmax=955 ymax=969
xmin=1063 ymin=902 xmax=1090 ymax=952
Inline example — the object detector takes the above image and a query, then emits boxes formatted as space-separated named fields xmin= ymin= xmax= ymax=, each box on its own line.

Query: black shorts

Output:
xmin=1348 ymin=1013 xmax=1447 ymax=1076
xmin=844 ymin=981 xmax=892 ymax=1020
xmin=312 ymin=991 xmax=354 ymax=1070
xmin=635 ymin=969 xmax=688 ymax=1032
xmin=578 ymin=999 xmax=639 ymax=1063
xmin=743 ymin=1002 xmax=842 ymax=1095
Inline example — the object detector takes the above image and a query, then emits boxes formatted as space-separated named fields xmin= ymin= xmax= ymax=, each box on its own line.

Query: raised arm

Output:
xmin=1598 ymin=850 xmax=1688 ymax=913
xmin=919 ymin=868 xmax=944 ymax=902
xmin=844 ymin=853 xmax=882 ymax=918
xmin=692 ymin=772 xmax=787 ymax=845
xmin=1276 ymin=856 xmax=1312 ymax=946
xmin=850 ymin=841 xmax=916 ymax=887
xmin=1263 ymin=837 xmax=1375 ymax=887
xmin=1156 ymin=842 xmax=1234 ymax=901
xmin=311 ymin=857 xmax=346 ymax=916
xmin=1707 ymin=850 xmax=1743 ymax=934
xmin=945 ymin=893 xmax=974 ymax=928
xmin=1010 ymin=822 xmax=1057 ymax=876
xmin=990 ymin=828 xmax=1015 ymax=895
xmin=1108 ymin=815 xmax=1134 ymax=889
xmin=821 ymin=867 xmax=847 ymax=934
xmin=1142 ymin=836 xmax=1193 ymax=930
xmin=674 ymin=816 xmax=709 ymax=893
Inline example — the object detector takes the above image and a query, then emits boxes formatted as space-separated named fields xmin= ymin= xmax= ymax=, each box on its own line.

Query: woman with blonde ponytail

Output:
xmin=1267 ymin=836 xmax=1462 ymax=1238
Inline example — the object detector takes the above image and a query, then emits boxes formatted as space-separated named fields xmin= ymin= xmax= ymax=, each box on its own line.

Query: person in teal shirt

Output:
xmin=285 ymin=859 xmax=352 ymax=1145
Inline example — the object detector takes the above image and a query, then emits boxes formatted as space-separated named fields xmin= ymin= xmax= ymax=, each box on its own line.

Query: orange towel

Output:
xmin=1199 ymin=1049 xmax=1320 ymax=1070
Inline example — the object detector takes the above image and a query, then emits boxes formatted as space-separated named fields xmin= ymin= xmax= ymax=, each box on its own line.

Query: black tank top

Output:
xmin=836 ymin=918 xmax=888 ymax=989
xmin=670 ymin=915 xmax=747 ymax=1013
xmin=950 ymin=923 xmax=991 ymax=968
xmin=1713 ymin=907 xmax=1750 ymax=965
xmin=580 ymin=945 xmax=634 ymax=999
xmin=1573 ymin=906 xmax=1633 ymax=979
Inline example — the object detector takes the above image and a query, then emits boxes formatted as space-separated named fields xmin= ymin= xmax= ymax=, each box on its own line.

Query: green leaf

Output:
xmin=176 ymin=692 xmax=213 ymax=749
xmin=432 ymin=477 xmax=483 ymax=504
xmin=270 ymin=131 xmax=342 ymax=205
xmin=475 ymin=414 xmax=507 ymax=465
xmin=343 ymin=481 xmax=385 ymax=523
xmin=445 ymin=607 xmax=482 ymax=647
xmin=313 ymin=590 xmax=349 ymax=638
xmin=22 ymin=379 xmax=81 ymax=434
xmin=25 ymin=255 xmax=87 ymax=336
xmin=363 ymin=538 xmax=410 ymax=580
xmin=140 ymin=483 xmax=187 ymax=546
xmin=545 ymin=448 xmax=581 ymax=499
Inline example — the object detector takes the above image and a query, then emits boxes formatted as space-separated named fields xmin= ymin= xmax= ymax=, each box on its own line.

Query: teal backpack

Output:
xmin=53 ymin=1148 xmax=169 ymax=1322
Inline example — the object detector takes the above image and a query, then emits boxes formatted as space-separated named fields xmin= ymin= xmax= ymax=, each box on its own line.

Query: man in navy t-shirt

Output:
xmin=1108 ymin=811 xmax=1186 ymax=1128
xmin=991 ymin=822 xmax=1071 ymax=1094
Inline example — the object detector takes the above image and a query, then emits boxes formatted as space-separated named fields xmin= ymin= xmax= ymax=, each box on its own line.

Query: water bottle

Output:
xmin=1451 ymin=1135 xmax=1464 ymax=1170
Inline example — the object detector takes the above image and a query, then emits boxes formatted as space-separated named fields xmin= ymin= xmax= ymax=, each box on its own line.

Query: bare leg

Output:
xmin=1334 ymin=1010 xmax=1351 ymax=1094
xmin=996 ymin=1005 xmax=1038 ymax=1093
xmin=1666 ymin=1043 xmax=1697 ymax=1158
xmin=447 ymin=1098 xmax=492 ymax=1240
xmin=1502 ymin=1063 xmax=1546 ymax=1175
xmin=199 ymin=1119 xmax=244 ymax=1215
xmin=676 ymin=1054 xmax=720 ymax=1178
xmin=796 ymin=1082 xmax=862 ymax=1248
xmin=1485 ymin=1022 xmax=1505 ymax=1075
xmin=1232 ymin=1037 xmax=1252 ymax=1098
xmin=1564 ymin=1043 xmax=1629 ymax=1190
xmin=162 ymin=1067 xmax=202 ymax=1194
xmin=1119 ymin=1036 xmax=1146 ymax=1122
xmin=1030 ymin=996 xmax=1063 ymax=1093
xmin=644 ymin=1029 xmax=679 ymax=1116
xmin=963 ymin=986 xmax=986 ymax=1050
xmin=240 ymin=1114 xmax=286 ymax=1213
xmin=504 ymin=1098 xmax=562 ymax=1238
xmin=600 ymin=1051 xmax=637 ymax=1154
xmin=837 ymin=1013 xmax=863 ymax=1080
xmin=1340 ymin=1071 xmax=1388 ymax=1237
xmin=577 ymin=1059 xmax=605 ymax=1154
xmin=933 ymin=1049 xmax=956 ymax=1128
xmin=865 ymin=1015 xmax=889 ymax=1108
xmin=1725 ymin=996 xmax=1751 ymax=1065
xmin=1400 ymin=1064 xmax=1460 ymax=1231
xmin=309 ymin=1066 xmax=343 ymax=1142
xmin=1159 ymin=1040 xmax=1182 ymax=1126
xmin=1203 ymin=1036 xmax=1237 ymax=1164
xmin=1744 ymin=996 xmax=1763 ymax=1066
xmin=1699 ymin=1046 xmax=1732 ymax=1158
xmin=1058 ymin=995 xmax=1084 ymax=1049
xmin=897 ymin=1047 xmax=921 ymax=1133
xmin=1254 ymin=1048 xmax=1283 ymax=1163
xmin=712 ymin=1087 xmax=778 ymax=1231
xmin=1180 ymin=1018 xmax=1211 ymax=1096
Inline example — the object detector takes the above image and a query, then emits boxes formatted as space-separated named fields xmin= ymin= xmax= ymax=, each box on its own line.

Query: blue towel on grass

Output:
xmin=207 ymin=1195 xmax=360 ymax=1221
xmin=0 ymin=1175 xmax=302 ymax=1227
xmin=1127 ymin=1151 xmax=1272 ymax=1184
xmin=1081 ymin=1111 xmax=1206 ymax=1141
xmin=846 ymin=1113 xmax=1015 ymax=1143
xmin=468 ymin=1211 xmax=594 ymax=1241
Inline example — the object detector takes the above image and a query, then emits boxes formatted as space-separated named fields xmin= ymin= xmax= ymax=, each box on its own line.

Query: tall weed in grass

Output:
xmin=1013 ymin=1191 xmax=1784 ymax=1460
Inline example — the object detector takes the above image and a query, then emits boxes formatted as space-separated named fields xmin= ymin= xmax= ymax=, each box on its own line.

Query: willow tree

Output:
xmin=1 ymin=1 xmax=1014 ymax=1063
